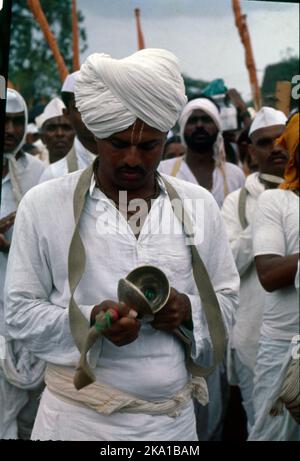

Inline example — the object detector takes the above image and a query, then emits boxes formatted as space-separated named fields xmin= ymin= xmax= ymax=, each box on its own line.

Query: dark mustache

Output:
xmin=269 ymin=151 xmax=287 ymax=160
xmin=192 ymin=128 xmax=209 ymax=137
xmin=117 ymin=165 xmax=146 ymax=175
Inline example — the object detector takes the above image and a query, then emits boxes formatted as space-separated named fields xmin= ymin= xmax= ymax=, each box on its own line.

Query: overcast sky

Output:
xmin=77 ymin=0 xmax=299 ymax=101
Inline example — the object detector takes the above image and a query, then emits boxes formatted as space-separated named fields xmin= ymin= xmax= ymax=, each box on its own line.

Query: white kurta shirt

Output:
xmin=253 ymin=189 xmax=299 ymax=341
xmin=221 ymin=173 xmax=266 ymax=370
xmin=158 ymin=157 xmax=245 ymax=207
xmin=0 ymin=152 xmax=45 ymax=336
xmin=38 ymin=137 xmax=95 ymax=183
xmin=4 ymin=170 xmax=239 ymax=439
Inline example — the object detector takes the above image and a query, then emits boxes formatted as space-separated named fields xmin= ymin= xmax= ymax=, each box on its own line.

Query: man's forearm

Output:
xmin=255 ymin=253 xmax=299 ymax=292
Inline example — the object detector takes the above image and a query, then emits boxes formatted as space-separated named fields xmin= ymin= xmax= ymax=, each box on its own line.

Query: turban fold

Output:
xmin=74 ymin=48 xmax=187 ymax=139
xmin=278 ymin=113 xmax=299 ymax=191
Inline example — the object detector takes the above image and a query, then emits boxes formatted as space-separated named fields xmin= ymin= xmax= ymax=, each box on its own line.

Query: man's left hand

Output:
xmin=151 ymin=287 xmax=192 ymax=331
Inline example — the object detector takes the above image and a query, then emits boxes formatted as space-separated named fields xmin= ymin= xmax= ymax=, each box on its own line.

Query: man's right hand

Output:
xmin=90 ymin=300 xmax=140 ymax=347
xmin=0 ymin=212 xmax=16 ymax=234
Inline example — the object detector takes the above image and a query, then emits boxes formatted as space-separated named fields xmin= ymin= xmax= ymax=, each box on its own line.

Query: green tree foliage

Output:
xmin=8 ymin=0 xmax=87 ymax=107
xmin=261 ymin=52 xmax=299 ymax=108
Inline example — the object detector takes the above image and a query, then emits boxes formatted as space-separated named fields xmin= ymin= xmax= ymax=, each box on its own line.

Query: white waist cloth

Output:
xmin=45 ymin=364 xmax=208 ymax=418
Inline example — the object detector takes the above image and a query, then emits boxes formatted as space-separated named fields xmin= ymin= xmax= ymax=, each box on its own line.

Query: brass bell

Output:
xmin=118 ymin=265 xmax=170 ymax=317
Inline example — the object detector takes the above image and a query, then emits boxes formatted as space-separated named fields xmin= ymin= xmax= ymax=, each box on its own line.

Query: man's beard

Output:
xmin=184 ymin=129 xmax=218 ymax=152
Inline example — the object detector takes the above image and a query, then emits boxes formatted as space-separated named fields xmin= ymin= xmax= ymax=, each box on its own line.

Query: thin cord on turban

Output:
xmin=74 ymin=49 xmax=187 ymax=139
xmin=178 ymin=98 xmax=226 ymax=165
xmin=277 ymin=113 xmax=299 ymax=191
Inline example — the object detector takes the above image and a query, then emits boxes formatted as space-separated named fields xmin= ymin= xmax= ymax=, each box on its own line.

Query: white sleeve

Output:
xmin=253 ymin=190 xmax=285 ymax=257
xmin=221 ymin=191 xmax=253 ymax=276
xmin=4 ymin=193 xmax=95 ymax=365
xmin=180 ymin=195 xmax=240 ymax=367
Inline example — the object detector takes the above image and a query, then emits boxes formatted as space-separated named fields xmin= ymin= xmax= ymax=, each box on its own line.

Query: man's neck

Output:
xmin=185 ymin=148 xmax=215 ymax=170
xmin=185 ymin=149 xmax=215 ymax=190
xmin=96 ymin=167 xmax=157 ymax=205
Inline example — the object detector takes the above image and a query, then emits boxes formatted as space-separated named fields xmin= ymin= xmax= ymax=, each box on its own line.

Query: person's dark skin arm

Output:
xmin=255 ymin=253 xmax=299 ymax=293
xmin=151 ymin=287 xmax=193 ymax=331
xmin=226 ymin=88 xmax=251 ymax=128
xmin=0 ymin=212 xmax=16 ymax=253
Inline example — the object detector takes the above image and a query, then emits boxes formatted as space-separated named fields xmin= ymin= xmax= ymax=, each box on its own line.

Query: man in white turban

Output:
xmin=222 ymin=107 xmax=288 ymax=433
xmin=0 ymin=89 xmax=45 ymax=439
xmin=5 ymin=49 xmax=239 ymax=441
xmin=158 ymin=97 xmax=246 ymax=207
xmin=39 ymin=72 xmax=97 ymax=183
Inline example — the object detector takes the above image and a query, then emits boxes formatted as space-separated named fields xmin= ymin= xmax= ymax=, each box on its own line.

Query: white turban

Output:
xmin=74 ymin=48 xmax=187 ymax=139
xmin=35 ymin=97 xmax=66 ymax=129
xmin=249 ymin=106 xmax=287 ymax=137
xmin=179 ymin=98 xmax=225 ymax=164
xmin=5 ymin=88 xmax=28 ymax=158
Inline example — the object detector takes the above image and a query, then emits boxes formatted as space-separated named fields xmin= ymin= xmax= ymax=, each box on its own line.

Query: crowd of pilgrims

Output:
xmin=0 ymin=48 xmax=299 ymax=441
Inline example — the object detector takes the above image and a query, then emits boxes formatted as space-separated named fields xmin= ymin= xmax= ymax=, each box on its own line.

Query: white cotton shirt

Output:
xmin=4 ymin=171 xmax=239 ymax=439
xmin=221 ymin=173 xmax=266 ymax=370
xmin=253 ymin=189 xmax=299 ymax=341
xmin=158 ymin=157 xmax=245 ymax=207
xmin=38 ymin=137 xmax=95 ymax=183
xmin=0 ymin=153 xmax=45 ymax=336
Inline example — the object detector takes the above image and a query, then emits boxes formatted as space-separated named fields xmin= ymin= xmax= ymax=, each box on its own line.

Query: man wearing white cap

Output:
xmin=0 ymin=89 xmax=45 ymax=439
xmin=4 ymin=49 xmax=239 ymax=441
xmin=39 ymin=72 xmax=97 ymax=183
xmin=36 ymin=97 xmax=75 ymax=165
xmin=221 ymin=107 xmax=288 ymax=433
xmin=158 ymin=97 xmax=245 ymax=207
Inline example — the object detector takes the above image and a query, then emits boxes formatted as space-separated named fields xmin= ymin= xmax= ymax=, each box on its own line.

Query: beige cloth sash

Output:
xmin=238 ymin=187 xmax=248 ymax=230
xmin=45 ymin=364 xmax=208 ymax=418
xmin=66 ymin=146 xmax=79 ymax=173
xmin=68 ymin=163 xmax=226 ymax=389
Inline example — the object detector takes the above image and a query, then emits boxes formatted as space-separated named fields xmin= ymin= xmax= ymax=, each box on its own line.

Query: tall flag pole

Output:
xmin=27 ymin=0 xmax=69 ymax=82
xmin=134 ymin=8 xmax=145 ymax=50
xmin=232 ymin=0 xmax=261 ymax=110
xmin=72 ymin=0 xmax=80 ymax=71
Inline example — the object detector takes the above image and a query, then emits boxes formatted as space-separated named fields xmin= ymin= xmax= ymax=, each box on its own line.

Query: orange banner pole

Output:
xmin=232 ymin=0 xmax=261 ymax=110
xmin=134 ymin=8 xmax=145 ymax=50
xmin=72 ymin=0 xmax=80 ymax=71
xmin=27 ymin=0 xmax=69 ymax=82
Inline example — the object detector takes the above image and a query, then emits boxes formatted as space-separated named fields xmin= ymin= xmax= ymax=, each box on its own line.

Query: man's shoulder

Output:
xmin=224 ymin=162 xmax=245 ymax=178
xmin=23 ymin=152 xmax=45 ymax=172
xmin=22 ymin=169 xmax=82 ymax=210
xmin=44 ymin=157 xmax=68 ymax=176
xmin=160 ymin=172 xmax=217 ymax=203
xmin=158 ymin=157 xmax=183 ymax=174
